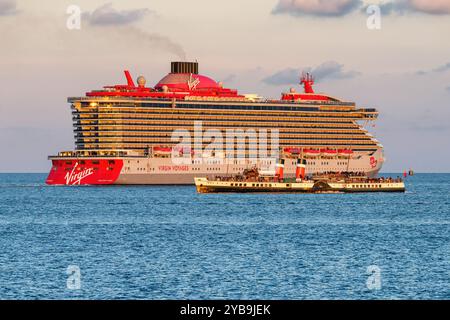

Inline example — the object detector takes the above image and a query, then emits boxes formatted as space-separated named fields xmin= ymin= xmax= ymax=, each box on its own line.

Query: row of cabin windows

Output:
xmin=75 ymin=115 xmax=361 ymax=123
xmin=351 ymin=184 xmax=383 ymax=188
xmin=75 ymin=131 xmax=369 ymax=137
xmin=78 ymin=119 xmax=371 ymax=127
xmin=78 ymin=145 xmax=378 ymax=152
xmin=75 ymin=118 xmax=360 ymax=126
xmin=86 ymin=113 xmax=360 ymax=122
xmin=73 ymin=108 xmax=358 ymax=117
xmin=76 ymin=137 xmax=374 ymax=143
xmin=251 ymin=183 xmax=291 ymax=188
xmin=76 ymin=114 xmax=361 ymax=123
xmin=230 ymin=183 xmax=274 ymax=187
xmin=80 ymin=102 xmax=359 ymax=112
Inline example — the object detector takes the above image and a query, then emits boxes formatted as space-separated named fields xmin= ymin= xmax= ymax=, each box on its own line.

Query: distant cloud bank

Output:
xmin=272 ymin=0 xmax=362 ymax=17
xmin=83 ymin=3 xmax=153 ymax=26
xmin=0 ymin=0 xmax=18 ymax=16
xmin=263 ymin=61 xmax=360 ymax=85
xmin=272 ymin=0 xmax=450 ymax=17
xmin=380 ymin=0 xmax=450 ymax=15
xmin=416 ymin=61 xmax=450 ymax=75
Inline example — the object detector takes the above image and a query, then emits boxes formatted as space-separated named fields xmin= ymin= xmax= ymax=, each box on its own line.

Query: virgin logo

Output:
xmin=370 ymin=156 xmax=378 ymax=169
xmin=65 ymin=162 xmax=94 ymax=185
xmin=187 ymin=74 xmax=200 ymax=90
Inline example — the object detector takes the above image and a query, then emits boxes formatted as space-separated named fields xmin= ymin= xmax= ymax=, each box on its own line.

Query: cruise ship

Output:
xmin=46 ymin=61 xmax=384 ymax=185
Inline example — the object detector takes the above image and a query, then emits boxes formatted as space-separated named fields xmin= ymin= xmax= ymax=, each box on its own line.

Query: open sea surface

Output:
xmin=0 ymin=173 xmax=448 ymax=299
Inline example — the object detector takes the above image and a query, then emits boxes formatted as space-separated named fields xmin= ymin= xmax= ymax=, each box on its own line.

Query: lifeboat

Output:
xmin=338 ymin=149 xmax=353 ymax=156
xmin=173 ymin=146 xmax=192 ymax=154
xmin=153 ymin=146 xmax=172 ymax=155
xmin=283 ymin=147 xmax=301 ymax=154
xmin=303 ymin=149 xmax=321 ymax=157
xmin=321 ymin=149 xmax=338 ymax=156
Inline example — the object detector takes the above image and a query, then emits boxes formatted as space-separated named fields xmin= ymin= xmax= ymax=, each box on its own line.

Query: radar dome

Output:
xmin=290 ymin=87 xmax=296 ymax=93
xmin=137 ymin=76 xmax=146 ymax=87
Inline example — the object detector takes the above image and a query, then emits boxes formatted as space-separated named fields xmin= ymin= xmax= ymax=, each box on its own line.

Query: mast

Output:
xmin=300 ymin=72 xmax=315 ymax=93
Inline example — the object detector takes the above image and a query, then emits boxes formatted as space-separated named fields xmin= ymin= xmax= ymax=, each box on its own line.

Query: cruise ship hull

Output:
xmin=46 ymin=150 xmax=383 ymax=185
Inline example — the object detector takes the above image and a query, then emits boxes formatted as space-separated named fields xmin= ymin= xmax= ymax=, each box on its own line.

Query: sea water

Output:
xmin=0 ymin=173 xmax=448 ymax=299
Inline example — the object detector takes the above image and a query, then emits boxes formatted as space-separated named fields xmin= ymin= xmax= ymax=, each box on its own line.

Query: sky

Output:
xmin=0 ymin=0 xmax=449 ymax=172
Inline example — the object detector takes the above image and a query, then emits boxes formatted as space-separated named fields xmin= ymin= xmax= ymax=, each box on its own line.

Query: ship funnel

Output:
xmin=275 ymin=159 xmax=285 ymax=181
xmin=295 ymin=159 xmax=306 ymax=181
xmin=171 ymin=61 xmax=199 ymax=74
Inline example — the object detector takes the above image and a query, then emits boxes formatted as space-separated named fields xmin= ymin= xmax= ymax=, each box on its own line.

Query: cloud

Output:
xmin=415 ymin=70 xmax=427 ymax=75
xmin=263 ymin=68 xmax=298 ymax=85
xmin=222 ymin=74 xmax=237 ymax=83
xmin=416 ymin=62 xmax=450 ymax=75
xmin=274 ymin=0 xmax=450 ymax=17
xmin=311 ymin=61 xmax=360 ymax=80
xmin=0 ymin=0 xmax=18 ymax=16
xmin=379 ymin=0 xmax=450 ymax=15
xmin=263 ymin=61 xmax=360 ymax=85
xmin=432 ymin=62 xmax=450 ymax=73
xmin=272 ymin=0 xmax=362 ymax=17
xmin=83 ymin=3 xmax=153 ymax=26
xmin=446 ymin=85 xmax=450 ymax=93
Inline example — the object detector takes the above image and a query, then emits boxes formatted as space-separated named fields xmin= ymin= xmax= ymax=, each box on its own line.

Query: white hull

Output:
xmin=114 ymin=150 xmax=384 ymax=185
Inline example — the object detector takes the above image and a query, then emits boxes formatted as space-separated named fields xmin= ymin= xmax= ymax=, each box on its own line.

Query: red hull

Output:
xmin=46 ymin=159 xmax=123 ymax=185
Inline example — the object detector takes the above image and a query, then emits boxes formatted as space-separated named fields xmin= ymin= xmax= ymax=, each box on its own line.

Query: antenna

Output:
xmin=300 ymin=71 xmax=315 ymax=94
